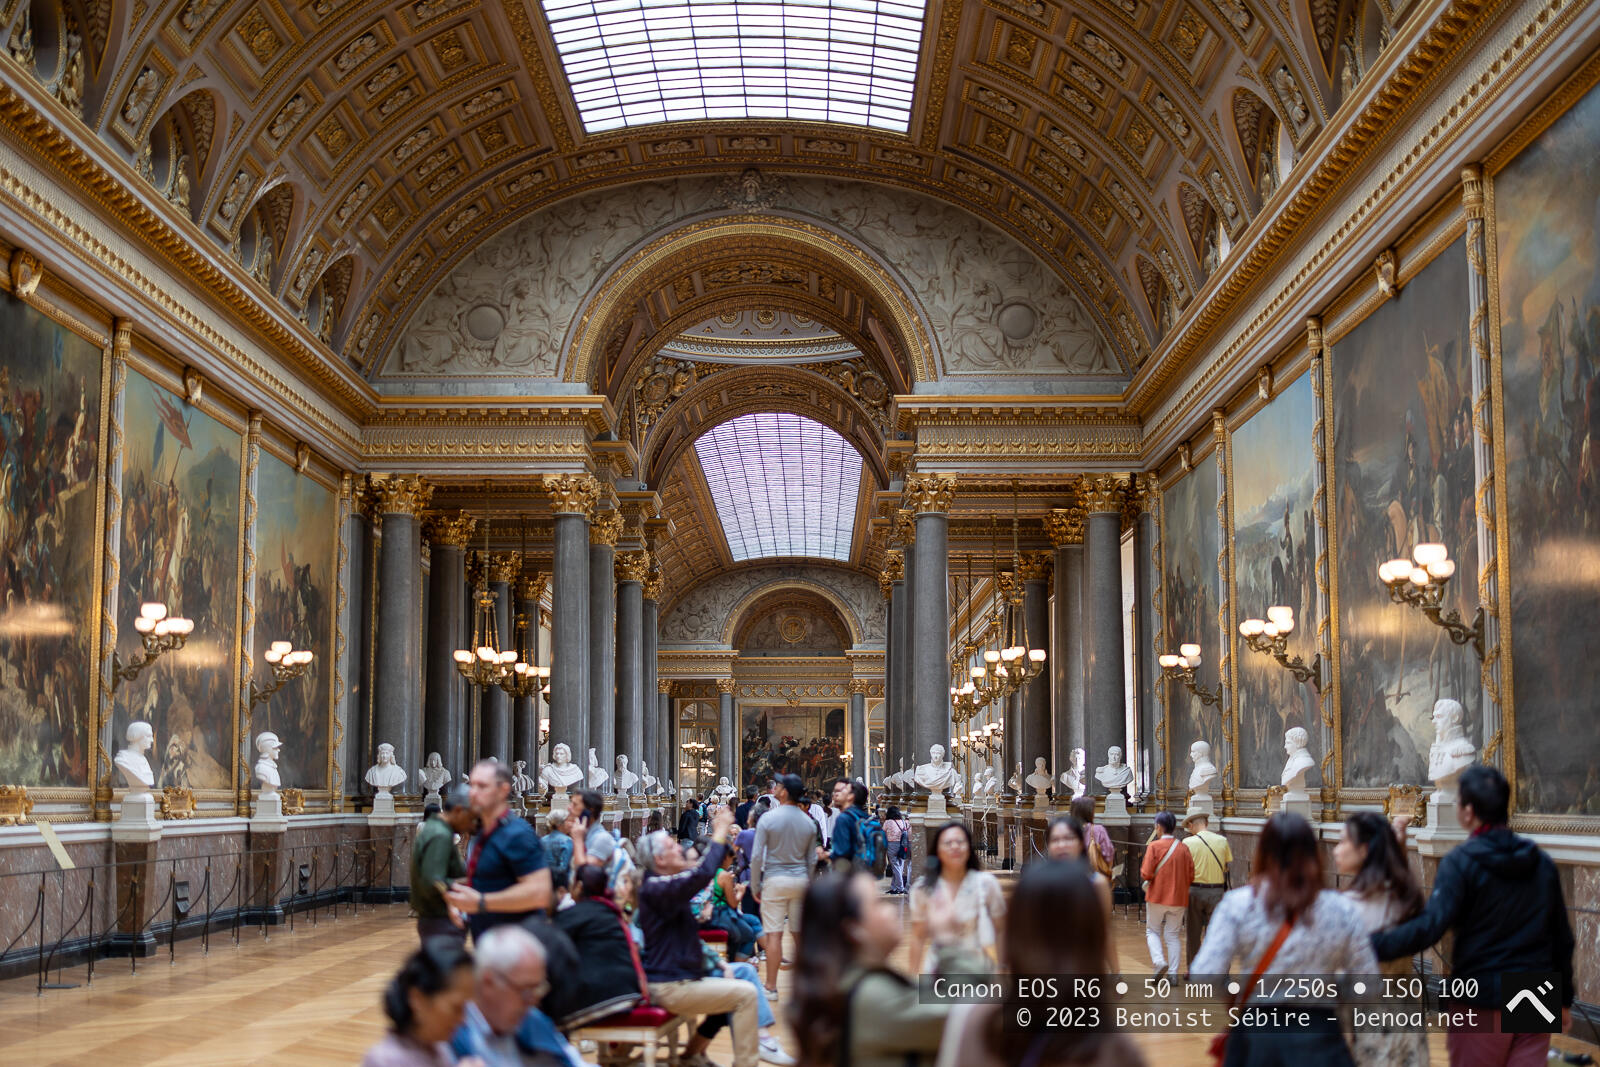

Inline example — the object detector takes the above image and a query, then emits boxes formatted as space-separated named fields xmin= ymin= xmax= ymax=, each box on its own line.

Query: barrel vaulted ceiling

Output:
xmin=3 ymin=0 xmax=1372 ymax=387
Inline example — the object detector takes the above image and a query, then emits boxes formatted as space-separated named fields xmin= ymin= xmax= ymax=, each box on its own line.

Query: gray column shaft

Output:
xmin=588 ymin=544 xmax=616 ymax=790
xmin=642 ymin=599 xmax=660 ymax=784
xmin=1053 ymin=544 xmax=1085 ymax=787
xmin=850 ymin=690 xmax=867 ymax=782
xmin=894 ymin=555 xmax=914 ymax=779
xmin=1020 ymin=580 xmax=1052 ymax=782
xmin=550 ymin=515 xmax=590 ymax=762
xmin=478 ymin=580 xmax=511 ymax=761
xmin=375 ymin=512 xmax=423 ymax=785
xmin=424 ymin=545 xmax=465 ymax=772
xmin=910 ymin=513 xmax=951 ymax=767
xmin=513 ymin=594 xmax=538 ymax=775
xmin=1083 ymin=512 xmax=1126 ymax=793
xmin=718 ymin=691 xmax=736 ymax=784
xmin=355 ymin=518 xmax=379 ymax=794
xmin=884 ymin=587 xmax=899 ymax=782
xmin=659 ymin=691 xmax=673 ymax=792
xmin=1133 ymin=510 xmax=1161 ymax=799
xmin=615 ymin=578 xmax=644 ymax=793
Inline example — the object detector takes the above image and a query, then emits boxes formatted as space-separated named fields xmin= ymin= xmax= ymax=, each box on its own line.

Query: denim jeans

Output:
xmin=727 ymin=960 xmax=775 ymax=1027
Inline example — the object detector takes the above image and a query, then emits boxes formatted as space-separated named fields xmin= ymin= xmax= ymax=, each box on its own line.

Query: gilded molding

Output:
xmin=1460 ymin=162 xmax=1486 ymax=221
xmin=1044 ymin=507 xmax=1086 ymax=547
xmin=237 ymin=413 xmax=262 ymax=817
xmin=8 ymin=247 xmax=42 ymax=296
xmin=424 ymin=511 xmax=478 ymax=548
xmin=902 ymin=472 xmax=958 ymax=515
xmin=369 ymin=474 xmax=433 ymax=516
xmin=331 ymin=471 xmax=351 ymax=812
xmin=543 ymin=472 xmax=601 ymax=517
xmin=616 ymin=550 xmax=651 ymax=584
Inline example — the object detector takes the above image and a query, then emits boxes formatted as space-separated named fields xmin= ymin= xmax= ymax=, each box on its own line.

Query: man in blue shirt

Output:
xmin=451 ymin=924 xmax=586 ymax=1067
xmin=828 ymin=777 xmax=867 ymax=872
xmin=445 ymin=759 xmax=551 ymax=940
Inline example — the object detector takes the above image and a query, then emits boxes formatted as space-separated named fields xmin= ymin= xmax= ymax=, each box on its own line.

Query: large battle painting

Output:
xmin=740 ymin=705 xmax=845 ymax=788
xmin=253 ymin=450 xmax=334 ymax=790
xmin=1495 ymin=80 xmax=1600 ymax=814
xmin=1161 ymin=454 xmax=1222 ymax=793
xmin=0 ymin=298 xmax=101 ymax=786
xmin=1230 ymin=376 xmax=1321 ymax=788
xmin=1333 ymin=244 xmax=1479 ymax=787
xmin=113 ymin=374 xmax=241 ymax=791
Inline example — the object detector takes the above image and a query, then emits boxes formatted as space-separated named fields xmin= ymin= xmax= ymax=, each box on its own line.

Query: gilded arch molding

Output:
xmin=721 ymin=578 xmax=866 ymax=648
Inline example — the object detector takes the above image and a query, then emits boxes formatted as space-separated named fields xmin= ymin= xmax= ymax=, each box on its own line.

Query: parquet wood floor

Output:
xmin=0 ymin=898 xmax=1593 ymax=1066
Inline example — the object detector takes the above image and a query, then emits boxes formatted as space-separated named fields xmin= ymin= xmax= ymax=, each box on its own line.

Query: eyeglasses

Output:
xmin=498 ymin=974 xmax=550 ymax=1004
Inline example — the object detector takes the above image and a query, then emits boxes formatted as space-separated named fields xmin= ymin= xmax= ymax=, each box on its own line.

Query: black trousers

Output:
xmin=1186 ymin=885 xmax=1226 ymax=969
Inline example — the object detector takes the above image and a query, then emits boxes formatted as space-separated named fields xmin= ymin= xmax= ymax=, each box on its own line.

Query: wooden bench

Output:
xmin=570 ymin=1006 xmax=686 ymax=1067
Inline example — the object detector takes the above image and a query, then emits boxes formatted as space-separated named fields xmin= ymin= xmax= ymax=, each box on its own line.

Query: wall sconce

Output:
xmin=113 ymin=601 xmax=194 ymax=689
xmin=1158 ymin=643 xmax=1221 ymax=707
xmin=250 ymin=640 xmax=314 ymax=708
xmin=1377 ymin=543 xmax=1484 ymax=659
xmin=1238 ymin=605 xmax=1323 ymax=691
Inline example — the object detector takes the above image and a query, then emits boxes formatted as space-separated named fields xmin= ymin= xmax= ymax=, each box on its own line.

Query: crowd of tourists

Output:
xmin=370 ymin=760 xmax=1575 ymax=1067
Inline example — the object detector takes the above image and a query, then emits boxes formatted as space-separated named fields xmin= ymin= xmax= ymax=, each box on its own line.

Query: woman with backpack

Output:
xmin=788 ymin=870 xmax=962 ymax=1067
xmin=883 ymin=805 xmax=911 ymax=895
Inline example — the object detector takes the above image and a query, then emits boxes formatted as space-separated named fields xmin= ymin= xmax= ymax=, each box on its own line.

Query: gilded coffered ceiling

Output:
xmin=3 ymin=0 xmax=1363 ymax=387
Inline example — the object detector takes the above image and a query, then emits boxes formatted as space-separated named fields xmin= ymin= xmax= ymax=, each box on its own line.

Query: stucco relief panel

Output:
xmin=659 ymin=564 xmax=888 ymax=646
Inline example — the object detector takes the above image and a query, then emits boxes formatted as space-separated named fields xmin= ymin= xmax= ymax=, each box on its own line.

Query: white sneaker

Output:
xmin=759 ymin=1036 xmax=796 ymax=1065
xmin=764 ymin=986 xmax=779 ymax=1001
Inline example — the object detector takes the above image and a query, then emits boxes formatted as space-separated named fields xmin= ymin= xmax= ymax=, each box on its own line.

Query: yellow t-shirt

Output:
xmin=1184 ymin=829 xmax=1232 ymax=885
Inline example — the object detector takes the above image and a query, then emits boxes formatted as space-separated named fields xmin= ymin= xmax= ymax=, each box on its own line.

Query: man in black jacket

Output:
xmin=1372 ymin=765 xmax=1574 ymax=1064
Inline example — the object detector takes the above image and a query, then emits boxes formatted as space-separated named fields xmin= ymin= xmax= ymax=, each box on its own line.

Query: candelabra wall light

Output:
xmin=538 ymin=718 xmax=551 ymax=749
xmin=112 ymin=601 xmax=194 ymax=688
xmin=249 ymin=640 xmax=314 ymax=708
xmin=1238 ymin=606 xmax=1323 ymax=691
xmin=1158 ymin=643 xmax=1222 ymax=707
xmin=1377 ymin=543 xmax=1485 ymax=659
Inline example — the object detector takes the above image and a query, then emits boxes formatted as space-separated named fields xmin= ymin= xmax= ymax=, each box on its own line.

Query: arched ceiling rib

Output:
xmin=26 ymin=0 xmax=1333 ymax=376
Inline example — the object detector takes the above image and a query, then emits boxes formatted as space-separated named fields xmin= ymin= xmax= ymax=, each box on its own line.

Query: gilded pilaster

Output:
xmin=1308 ymin=317 xmax=1339 ymax=801
xmin=1461 ymin=163 xmax=1505 ymax=771
xmin=1212 ymin=410 xmax=1235 ymax=808
xmin=331 ymin=472 xmax=352 ymax=812
xmin=93 ymin=318 xmax=131 ymax=821
xmin=237 ymin=413 xmax=262 ymax=817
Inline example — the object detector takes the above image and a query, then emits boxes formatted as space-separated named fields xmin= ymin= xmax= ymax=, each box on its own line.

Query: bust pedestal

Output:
xmin=247 ymin=799 xmax=288 ymax=926
xmin=1184 ymin=794 xmax=1215 ymax=821
xmin=1030 ymin=791 xmax=1050 ymax=816
xmin=925 ymin=791 xmax=946 ymax=820
xmin=113 ymin=794 xmax=163 ymax=842
xmin=1416 ymin=779 xmax=1469 ymax=856
xmin=367 ymin=791 xmax=399 ymax=827
xmin=250 ymin=792 xmax=288 ymax=832
xmin=1280 ymin=790 xmax=1315 ymax=821
xmin=111 ymin=796 xmax=163 ymax=957
xmin=549 ymin=789 xmax=568 ymax=814
xmin=1100 ymin=792 xmax=1131 ymax=826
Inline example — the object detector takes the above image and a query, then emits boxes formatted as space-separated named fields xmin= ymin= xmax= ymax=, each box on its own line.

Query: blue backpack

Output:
xmin=858 ymin=814 xmax=884 ymax=873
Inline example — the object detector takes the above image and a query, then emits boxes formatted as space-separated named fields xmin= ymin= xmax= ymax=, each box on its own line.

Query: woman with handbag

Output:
xmin=1190 ymin=813 xmax=1378 ymax=1067
xmin=1139 ymin=811 xmax=1194 ymax=978
xmin=907 ymin=822 xmax=1005 ymax=975
xmin=883 ymin=805 xmax=912 ymax=895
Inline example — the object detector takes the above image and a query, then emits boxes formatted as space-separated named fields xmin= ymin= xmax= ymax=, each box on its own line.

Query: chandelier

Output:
xmin=498 ymin=519 xmax=550 ymax=700
xmin=453 ymin=517 xmax=516 ymax=689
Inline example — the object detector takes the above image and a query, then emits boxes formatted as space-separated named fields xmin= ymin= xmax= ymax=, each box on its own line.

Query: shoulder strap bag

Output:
xmin=1141 ymin=836 xmax=1180 ymax=895
xmin=1193 ymin=832 xmax=1232 ymax=889
xmin=1207 ymin=918 xmax=1293 ymax=1066
xmin=839 ymin=968 xmax=921 ymax=1067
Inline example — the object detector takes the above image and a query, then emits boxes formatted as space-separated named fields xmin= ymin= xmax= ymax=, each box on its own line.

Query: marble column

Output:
xmin=372 ymin=476 xmax=433 ymax=787
xmin=424 ymin=513 xmax=473 ymax=780
xmin=880 ymin=552 xmax=903 ymax=785
xmin=1080 ymin=475 xmax=1128 ymax=797
xmin=513 ymin=575 xmax=546 ymax=776
xmin=717 ymin=679 xmax=737 ymax=785
xmin=354 ymin=496 xmax=380 ymax=795
xmin=1131 ymin=476 xmax=1163 ymax=800
xmin=905 ymin=475 xmax=956 ymax=770
xmin=1018 ymin=555 xmax=1053 ymax=792
xmin=477 ymin=552 xmax=518 ymax=762
xmin=658 ymin=682 xmax=674 ymax=793
xmin=642 ymin=574 xmax=662 ymax=789
xmin=848 ymin=679 xmax=869 ymax=782
xmin=542 ymin=474 xmax=599 ymax=767
xmin=614 ymin=551 xmax=648 ymax=793
xmin=893 ymin=513 xmax=916 ymax=782
xmin=588 ymin=510 xmax=621 ymax=791
xmin=1045 ymin=507 xmax=1086 ymax=793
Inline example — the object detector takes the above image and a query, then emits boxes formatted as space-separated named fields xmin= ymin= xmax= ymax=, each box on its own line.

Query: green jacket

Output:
xmin=839 ymin=961 xmax=953 ymax=1067
xmin=410 ymin=815 xmax=466 ymax=919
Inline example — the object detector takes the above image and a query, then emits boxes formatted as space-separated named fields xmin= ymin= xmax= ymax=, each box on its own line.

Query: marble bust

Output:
xmin=712 ymin=776 xmax=736 ymax=802
xmin=511 ymin=760 xmax=534 ymax=797
xmin=115 ymin=721 xmax=156 ymax=796
xmin=1025 ymin=756 xmax=1055 ymax=795
xmin=640 ymin=760 xmax=658 ymax=794
xmin=885 ymin=759 xmax=906 ymax=789
xmin=366 ymin=742 xmax=408 ymax=794
xmin=979 ymin=767 xmax=998 ymax=794
xmin=540 ymin=743 xmax=584 ymax=790
xmin=615 ymin=754 xmax=639 ymax=793
xmin=417 ymin=752 xmax=451 ymax=802
xmin=1428 ymin=698 xmax=1477 ymax=788
xmin=587 ymin=748 xmax=608 ymax=788
xmin=1095 ymin=746 xmax=1134 ymax=793
xmin=1188 ymin=740 xmax=1218 ymax=799
xmin=255 ymin=732 xmax=282 ymax=797
xmin=913 ymin=744 xmax=958 ymax=793
xmin=1007 ymin=761 xmax=1023 ymax=793
xmin=1059 ymin=748 xmax=1087 ymax=798
xmin=1281 ymin=727 xmax=1315 ymax=793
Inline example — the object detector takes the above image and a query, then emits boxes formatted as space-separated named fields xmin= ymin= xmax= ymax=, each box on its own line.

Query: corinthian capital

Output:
xmin=879 ymin=550 xmax=904 ymax=597
xmin=542 ymin=473 xmax=600 ymax=517
xmin=892 ymin=509 xmax=916 ymax=546
xmin=616 ymin=550 xmax=650 ymax=584
xmin=1134 ymin=472 xmax=1161 ymax=514
xmin=642 ymin=572 xmax=665 ymax=601
xmin=1044 ymin=506 xmax=1085 ymax=546
xmin=1017 ymin=551 xmax=1053 ymax=583
xmin=716 ymin=677 xmax=737 ymax=695
xmin=1079 ymin=473 xmax=1128 ymax=514
xmin=425 ymin=511 xmax=477 ymax=548
xmin=489 ymin=552 xmax=523 ymax=585
xmin=847 ymin=678 xmax=871 ymax=695
xmin=589 ymin=510 xmax=624 ymax=547
xmin=658 ymin=678 xmax=674 ymax=695
xmin=369 ymin=474 xmax=433 ymax=516
xmin=902 ymin=473 xmax=957 ymax=515
xmin=516 ymin=573 xmax=548 ymax=602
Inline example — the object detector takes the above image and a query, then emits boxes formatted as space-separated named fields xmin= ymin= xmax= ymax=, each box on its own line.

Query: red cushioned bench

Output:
xmin=570 ymin=1005 xmax=685 ymax=1067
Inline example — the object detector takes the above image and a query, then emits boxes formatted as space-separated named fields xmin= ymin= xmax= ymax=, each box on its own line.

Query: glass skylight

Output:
xmin=539 ymin=0 xmax=926 ymax=133
xmin=694 ymin=412 xmax=863 ymax=562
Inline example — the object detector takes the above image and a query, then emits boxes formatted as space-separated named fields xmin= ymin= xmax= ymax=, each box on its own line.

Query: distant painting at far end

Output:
xmin=1161 ymin=453 xmax=1222 ymax=795
xmin=741 ymin=705 xmax=845 ymax=788
xmin=0 ymin=297 xmax=102 ymax=786
xmin=1332 ymin=242 xmax=1479 ymax=788
xmin=253 ymin=451 xmax=335 ymax=790
xmin=1495 ymin=78 xmax=1600 ymax=814
xmin=1230 ymin=375 xmax=1321 ymax=789
xmin=113 ymin=373 xmax=241 ymax=792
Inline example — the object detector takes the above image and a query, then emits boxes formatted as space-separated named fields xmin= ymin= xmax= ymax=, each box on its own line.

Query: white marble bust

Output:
xmin=587 ymin=748 xmax=609 ymax=788
xmin=977 ymin=767 xmax=998 ymax=795
xmin=640 ymin=760 xmax=658 ymax=794
xmin=1025 ymin=755 xmax=1054 ymax=794
xmin=1059 ymin=748 xmax=1087 ymax=798
xmin=115 ymin=721 xmax=156 ymax=796
xmin=511 ymin=760 xmax=534 ymax=797
xmin=1188 ymin=740 xmax=1218 ymax=798
xmin=712 ymin=776 xmax=736 ymax=802
xmin=1281 ymin=727 xmax=1315 ymax=793
xmin=255 ymin=732 xmax=282 ymax=797
xmin=1427 ymin=698 xmax=1477 ymax=787
xmin=885 ymin=759 xmax=906 ymax=789
xmin=1007 ymin=761 xmax=1022 ymax=793
xmin=540 ymin=742 xmax=584 ymax=790
xmin=366 ymin=742 xmax=407 ymax=794
xmin=1096 ymin=746 xmax=1134 ymax=793
xmin=913 ymin=744 xmax=958 ymax=793
xmin=417 ymin=751 xmax=451 ymax=801
xmin=615 ymin=754 xmax=639 ymax=792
